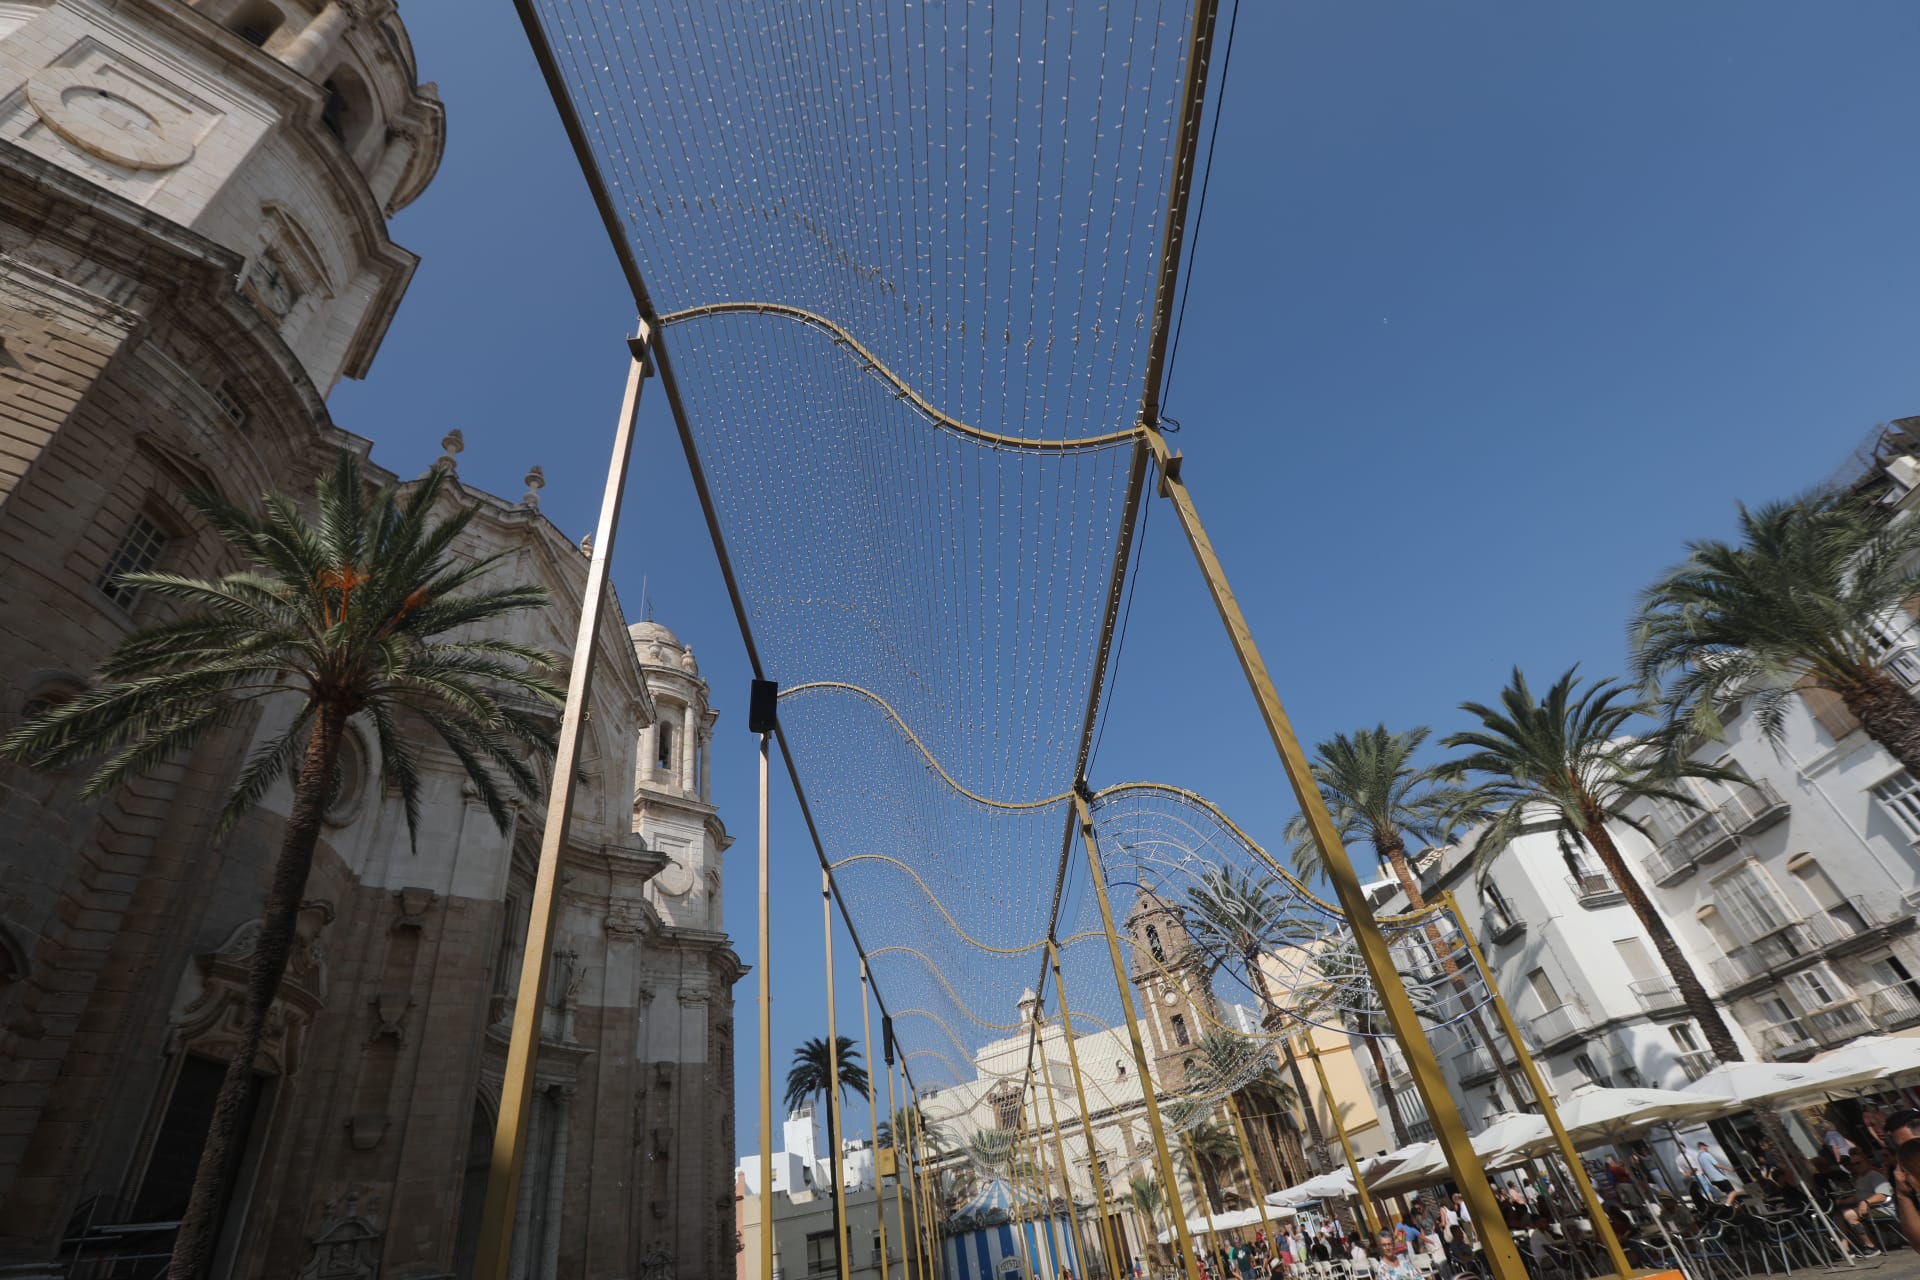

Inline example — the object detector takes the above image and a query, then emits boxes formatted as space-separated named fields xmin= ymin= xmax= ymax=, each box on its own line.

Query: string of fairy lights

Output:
xmin=524 ymin=0 xmax=1501 ymax=1210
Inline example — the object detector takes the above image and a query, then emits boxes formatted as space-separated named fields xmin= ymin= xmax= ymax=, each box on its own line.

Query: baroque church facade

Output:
xmin=0 ymin=0 xmax=739 ymax=1275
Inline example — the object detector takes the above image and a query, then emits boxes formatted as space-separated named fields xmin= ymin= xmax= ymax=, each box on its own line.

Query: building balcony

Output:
xmin=1709 ymin=896 xmax=1912 ymax=990
xmin=1629 ymin=977 xmax=1685 ymax=1014
xmin=1645 ymin=780 xmax=1791 ymax=884
xmin=1531 ymin=1003 xmax=1591 ymax=1053
xmin=1757 ymin=987 xmax=1920 ymax=1060
xmin=1483 ymin=909 xmax=1524 ymax=945
xmin=1884 ymin=645 xmax=1920 ymax=690
xmin=1865 ymin=983 xmax=1920 ymax=1030
xmin=1567 ymin=871 xmax=1626 ymax=908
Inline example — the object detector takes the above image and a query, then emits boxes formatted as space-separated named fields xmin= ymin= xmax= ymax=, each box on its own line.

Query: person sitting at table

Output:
xmin=1835 ymin=1151 xmax=1893 ymax=1256
xmin=1442 ymin=1224 xmax=1478 ymax=1277
xmin=1524 ymin=1212 xmax=1555 ymax=1269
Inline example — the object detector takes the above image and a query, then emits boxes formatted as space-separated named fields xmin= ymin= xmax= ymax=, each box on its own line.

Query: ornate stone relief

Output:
xmin=300 ymin=1191 xmax=382 ymax=1280
xmin=169 ymin=901 xmax=334 ymax=1074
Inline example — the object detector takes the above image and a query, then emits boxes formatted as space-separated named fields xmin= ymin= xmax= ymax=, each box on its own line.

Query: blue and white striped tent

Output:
xmin=942 ymin=1178 xmax=1082 ymax=1280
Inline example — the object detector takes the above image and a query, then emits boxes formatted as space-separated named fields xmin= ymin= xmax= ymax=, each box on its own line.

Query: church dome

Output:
xmin=628 ymin=619 xmax=683 ymax=649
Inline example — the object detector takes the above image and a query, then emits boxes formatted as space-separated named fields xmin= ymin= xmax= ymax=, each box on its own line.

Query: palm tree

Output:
xmin=0 ymin=455 xmax=560 ymax=1278
xmin=1127 ymin=1172 xmax=1166 ymax=1266
xmin=1301 ymin=936 xmax=1445 ymax=1147
xmin=1437 ymin=666 xmax=1743 ymax=1062
xmin=1282 ymin=725 xmax=1535 ymax=1121
xmin=879 ymin=1102 xmax=947 ymax=1153
xmin=1180 ymin=868 xmax=1329 ymax=1163
xmin=1178 ymin=1033 xmax=1301 ymax=1191
xmin=1634 ymin=492 xmax=1920 ymax=771
xmin=786 ymin=1035 xmax=870 ymax=1264
xmin=1182 ymin=1118 xmax=1239 ymax=1212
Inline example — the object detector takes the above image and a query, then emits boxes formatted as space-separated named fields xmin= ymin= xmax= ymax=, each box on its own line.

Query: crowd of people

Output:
xmin=1150 ymin=1101 xmax=1920 ymax=1280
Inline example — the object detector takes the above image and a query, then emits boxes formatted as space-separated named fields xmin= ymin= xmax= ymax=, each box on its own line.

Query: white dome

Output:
xmin=628 ymin=619 xmax=683 ymax=648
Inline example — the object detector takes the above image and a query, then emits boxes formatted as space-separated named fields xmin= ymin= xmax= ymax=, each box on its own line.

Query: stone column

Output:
xmin=679 ymin=701 xmax=696 ymax=792
xmin=638 ymin=721 xmax=655 ymax=786
xmin=369 ymin=127 xmax=417 ymax=210
xmin=281 ymin=0 xmax=354 ymax=79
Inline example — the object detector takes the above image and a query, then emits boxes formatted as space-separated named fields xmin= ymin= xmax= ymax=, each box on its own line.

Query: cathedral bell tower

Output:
xmin=1124 ymin=876 xmax=1207 ymax=1091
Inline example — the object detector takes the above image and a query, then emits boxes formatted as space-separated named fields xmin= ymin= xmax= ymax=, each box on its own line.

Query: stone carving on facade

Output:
xmin=169 ymin=901 xmax=334 ymax=1074
xmin=368 ymin=990 xmax=413 ymax=1044
xmin=521 ymin=464 xmax=544 ymax=508
xmin=300 ymin=1191 xmax=383 ymax=1280
xmin=391 ymin=886 xmax=435 ymax=931
xmin=25 ymin=51 xmax=203 ymax=172
xmin=604 ymin=902 xmax=648 ymax=937
xmin=638 ymin=1243 xmax=675 ymax=1279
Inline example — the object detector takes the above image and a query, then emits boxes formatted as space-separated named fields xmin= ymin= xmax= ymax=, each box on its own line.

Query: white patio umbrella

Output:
xmin=1471 ymin=1112 xmax=1551 ymax=1168
xmin=1552 ymin=1085 xmax=1737 ymax=1147
xmin=1681 ymin=1058 xmax=1882 ymax=1109
xmin=1157 ymin=1203 xmax=1297 ymax=1242
xmin=1367 ymin=1141 xmax=1452 ymax=1196
xmin=1812 ymin=1033 xmax=1920 ymax=1086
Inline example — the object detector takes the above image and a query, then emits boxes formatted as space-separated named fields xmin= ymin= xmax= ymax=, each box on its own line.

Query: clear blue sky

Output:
xmin=334 ymin=2 xmax=1920 ymax=1160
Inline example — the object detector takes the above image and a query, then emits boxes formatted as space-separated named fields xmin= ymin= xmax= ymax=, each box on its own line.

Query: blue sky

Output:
xmin=334 ymin=2 xmax=1920 ymax=1159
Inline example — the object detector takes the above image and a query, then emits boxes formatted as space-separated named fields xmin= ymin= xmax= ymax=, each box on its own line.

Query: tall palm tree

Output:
xmin=1178 ymin=1033 xmax=1300 ymax=1191
xmin=1301 ymin=936 xmax=1444 ymax=1147
xmin=1127 ymin=1172 xmax=1165 ymax=1267
xmin=1282 ymin=725 xmax=1534 ymax=1118
xmin=786 ymin=1036 xmax=870 ymax=1264
xmin=1437 ymin=666 xmax=1743 ymax=1062
xmin=0 ymin=455 xmax=560 ymax=1278
xmin=1182 ymin=1118 xmax=1240 ymax=1212
xmin=1633 ymin=492 xmax=1920 ymax=771
xmin=1180 ymin=868 xmax=1329 ymax=1162
xmin=879 ymin=1102 xmax=947 ymax=1153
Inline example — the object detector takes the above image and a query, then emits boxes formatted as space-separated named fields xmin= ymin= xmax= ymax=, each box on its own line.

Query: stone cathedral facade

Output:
xmin=0 ymin=1 xmax=740 ymax=1275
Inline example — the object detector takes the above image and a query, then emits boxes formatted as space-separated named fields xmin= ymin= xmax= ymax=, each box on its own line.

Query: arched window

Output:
xmin=320 ymin=81 xmax=350 ymax=143
xmin=1145 ymin=924 xmax=1164 ymax=962
xmin=656 ymin=719 xmax=675 ymax=772
xmin=1170 ymin=1013 xmax=1189 ymax=1047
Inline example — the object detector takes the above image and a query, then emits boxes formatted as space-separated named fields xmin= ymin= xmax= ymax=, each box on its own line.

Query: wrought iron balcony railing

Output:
xmin=1531 ymin=1002 xmax=1590 ymax=1051
xmin=1567 ymin=871 xmax=1625 ymax=908
xmin=1710 ymin=896 xmax=1908 ymax=989
xmin=1629 ymin=977 xmax=1684 ymax=1013
xmin=1645 ymin=780 xmax=1790 ymax=884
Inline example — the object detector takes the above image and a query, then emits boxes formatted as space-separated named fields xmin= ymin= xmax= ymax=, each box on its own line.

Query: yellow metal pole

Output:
xmin=908 ymin=1100 xmax=937 ymax=1279
xmin=1300 ymin=1031 xmax=1381 ymax=1238
xmin=1140 ymin=427 xmax=1527 ymax=1280
xmin=1226 ymin=1095 xmax=1276 ymax=1253
xmin=1038 ymin=1033 xmax=1090 ymax=1280
xmin=1443 ymin=892 xmax=1632 ymax=1280
xmin=1026 ymin=1085 xmax=1065 ymax=1279
xmin=884 ymin=1054 xmax=913 ymax=1280
xmin=822 ymin=869 xmax=853 ymax=1280
xmin=1049 ymin=943 xmax=1127 ymax=1280
xmin=1182 ymin=1131 xmax=1220 ymax=1261
xmin=758 ymin=729 xmax=774 ymax=1280
xmin=1075 ymin=793 xmax=1204 ymax=1280
xmin=860 ymin=964 xmax=892 ymax=1280
xmin=475 ymin=332 xmax=651 ymax=1280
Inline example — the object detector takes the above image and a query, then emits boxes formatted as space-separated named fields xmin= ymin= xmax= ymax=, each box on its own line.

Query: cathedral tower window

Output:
xmin=1170 ymin=1013 xmax=1189 ymax=1047
xmin=320 ymin=80 xmax=350 ymax=143
xmin=1145 ymin=924 xmax=1164 ymax=962
xmin=98 ymin=513 xmax=169 ymax=610
xmin=657 ymin=719 xmax=675 ymax=772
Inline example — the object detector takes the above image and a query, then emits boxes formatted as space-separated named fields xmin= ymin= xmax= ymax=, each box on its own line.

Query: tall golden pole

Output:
xmin=1025 ymin=1085 xmax=1065 ymax=1279
xmin=1140 ymin=427 xmax=1526 ymax=1280
xmin=1182 ymin=1131 xmax=1220 ymax=1262
xmin=1076 ymin=793 xmax=1204 ymax=1280
xmin=908 ymin=1100 xmax=938 ymax=1279
xmin=1443 ymin=892 xmax=1632 ymax=1280
xmin=1300 ymin=1031 xmax=1380 ymax=1238
xmin=860 ymin=965 xmax=892 ymax=1280
xmin=1038 ymin=1037 xmax=1090 ymax=1280
xmin=757 ymin=728 xmax=774 ymax=1280
xmin=884 ymin=1053 xmax=914 ymax=1280
xmin=1225 ymin=1096 xmax=1276 ymax=1251
xmin=1049 ymin=944 xmax=1127 ymax=1280
xmin=822 ymin=869 xmax=853 ymax=1280
xmin=475 ymin=331 xmax=651 ymax=1280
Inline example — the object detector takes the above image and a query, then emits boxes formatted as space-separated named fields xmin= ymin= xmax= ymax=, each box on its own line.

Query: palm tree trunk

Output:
xmin=1379 ymin=838 xmax=1535 ymax=1116
xmin=169 ymin=704 xmax=346 ymax=1280
xmin=1841 ymin=669 xmax=1920 ymax=777
xmin=1362 ymin=1034 xmax=1411 ymax=1146
xmin=1582 ymin=812 xmax=1742 ymax=1062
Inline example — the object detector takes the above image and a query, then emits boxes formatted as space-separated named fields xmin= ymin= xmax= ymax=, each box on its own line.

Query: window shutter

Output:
xmin=1797 ymin=680 xmax=1861 ymax=741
